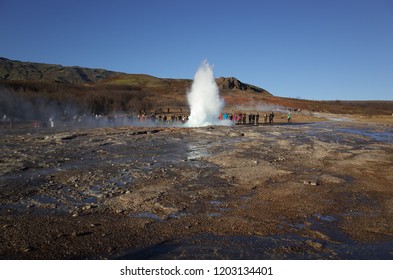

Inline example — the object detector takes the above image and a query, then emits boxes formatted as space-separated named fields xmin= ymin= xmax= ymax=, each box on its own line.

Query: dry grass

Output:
xmin=1 ymin=77 xmax=392 ymax=120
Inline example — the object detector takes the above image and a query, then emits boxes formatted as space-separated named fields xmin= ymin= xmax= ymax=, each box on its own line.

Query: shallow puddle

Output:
xmin=31 ymin=195 xmax=59 ymax=205
xmin=313 ymin=213 xmax=336 ymax=222
xmin=130 ymin=212 xmax=164 ymax=222
xmin=115 ymin=233 xmax=393 ymax=260
xmin=337 ymin=127 xmax=393 ymax=143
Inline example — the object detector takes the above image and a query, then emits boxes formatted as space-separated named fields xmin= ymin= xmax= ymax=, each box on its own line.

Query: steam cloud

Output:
xmin=0 ymin=87 xmax=158 ymax=129
xmin=185 ymin=60 xmax=231 ymax=127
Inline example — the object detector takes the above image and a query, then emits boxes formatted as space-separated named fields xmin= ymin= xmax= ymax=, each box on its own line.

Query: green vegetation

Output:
xmin=101 ymin=74 xmax=171 ymax=88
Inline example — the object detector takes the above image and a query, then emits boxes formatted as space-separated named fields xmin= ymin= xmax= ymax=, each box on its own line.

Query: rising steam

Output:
xmin=185 ymin=60 xmax=231 ymax=127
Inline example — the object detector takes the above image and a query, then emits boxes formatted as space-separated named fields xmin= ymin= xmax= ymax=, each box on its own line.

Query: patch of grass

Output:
xmin=101 ymin=74 xmax=170 ymax=88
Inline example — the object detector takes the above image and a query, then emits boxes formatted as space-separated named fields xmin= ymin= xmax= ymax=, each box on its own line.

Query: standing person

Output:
xmin=49 ymin=115 xmax=55 ymax=128
xmin=287 ymin=112 xmax=292 ymax=124
xmin=256 ymin=112 xmax=260 ymax=125
xmin=264 ymin=113 xmax=268 ymax=123
xmin=271 ymin=112 xmax=275 ymax=123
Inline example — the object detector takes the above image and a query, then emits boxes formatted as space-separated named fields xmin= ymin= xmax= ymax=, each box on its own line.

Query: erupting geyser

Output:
xmin=185 ymin=60 xmax=231 ymax=127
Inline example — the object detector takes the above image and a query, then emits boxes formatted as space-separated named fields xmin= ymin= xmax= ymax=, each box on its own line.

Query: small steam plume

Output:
xmin=185 ymin=60 xmax=231 ymax=127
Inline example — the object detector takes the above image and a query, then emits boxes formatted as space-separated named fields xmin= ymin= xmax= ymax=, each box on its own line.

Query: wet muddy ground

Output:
xmin=1 ymin=120 xmax=393 ymax=259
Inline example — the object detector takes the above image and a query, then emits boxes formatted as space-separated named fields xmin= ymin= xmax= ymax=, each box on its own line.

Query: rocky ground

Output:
xmin=1 ymin=115 xmax=393 ymax=259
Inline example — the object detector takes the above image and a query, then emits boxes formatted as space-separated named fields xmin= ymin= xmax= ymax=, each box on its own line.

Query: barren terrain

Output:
xmin=1 ymin=113 xmax=392 ymax=259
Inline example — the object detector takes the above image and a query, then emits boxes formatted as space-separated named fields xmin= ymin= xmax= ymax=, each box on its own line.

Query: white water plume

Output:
xmin=185 ymin=60 xmax=231 ymax=127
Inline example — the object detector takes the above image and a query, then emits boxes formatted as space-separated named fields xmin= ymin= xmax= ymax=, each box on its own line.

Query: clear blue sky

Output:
xmin=1 ymin=0 xmax=392 ymax=100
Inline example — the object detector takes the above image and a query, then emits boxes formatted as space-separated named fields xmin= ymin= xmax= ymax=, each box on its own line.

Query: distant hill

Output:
xmin=216 ymin=77 xmax=268 ymax=94
xmin=0 ymin=57 xmax=122 ymax=84
xmin=0 ymin=57 xmax=271 ymax=95
xmin=0 ymin=57 xmax=267 ymax=117
xmin=2 ymin=57 xmax=390 ymax=118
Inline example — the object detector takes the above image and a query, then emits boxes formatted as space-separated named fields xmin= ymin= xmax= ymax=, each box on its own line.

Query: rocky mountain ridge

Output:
xmin=0 ymin=57 xmax=270 ymax=95
xmin=0 ymin=57 xmax=121 ymax=84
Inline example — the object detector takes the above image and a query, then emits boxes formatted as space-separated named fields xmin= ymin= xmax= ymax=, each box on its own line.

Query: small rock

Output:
xmin=72 ymin=213 xmax=79 ymax=217
xmin=303 ymin=180 xmax=319 ymax=186
xmin=83 ymin=205 xmax=92 ymax=210
xmin=75 ymin=231 xmax=93 ymax=237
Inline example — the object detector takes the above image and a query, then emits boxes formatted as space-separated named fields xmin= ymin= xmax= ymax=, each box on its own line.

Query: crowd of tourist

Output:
xmin=2 ymin=110 xmax=295 ymax=129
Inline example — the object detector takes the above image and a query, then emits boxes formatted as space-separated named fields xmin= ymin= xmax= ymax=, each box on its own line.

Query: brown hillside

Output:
xmin=1 ymin=57 xmax=392 ymax=120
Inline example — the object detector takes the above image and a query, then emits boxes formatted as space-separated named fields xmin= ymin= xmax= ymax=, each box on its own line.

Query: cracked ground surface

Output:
xmin=1 ymin=120 xmax=393 ymax=259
